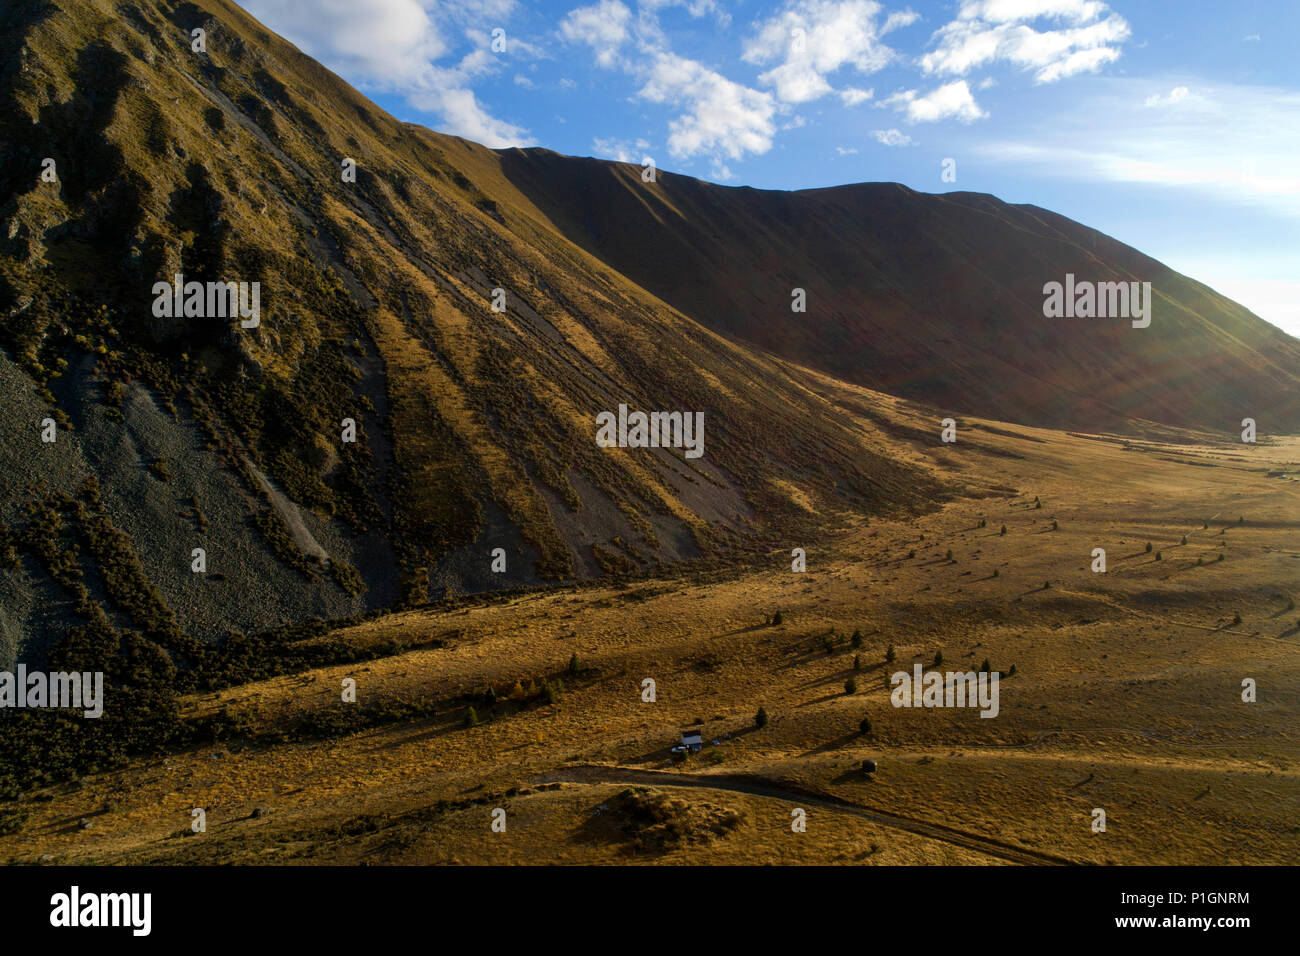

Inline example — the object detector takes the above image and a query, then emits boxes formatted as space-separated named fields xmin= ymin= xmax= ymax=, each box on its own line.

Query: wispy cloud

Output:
xmin=972 ymin=77 xmax=1300 ymax=218
xmin=920 ymin=0 xmax=1130 ymax=84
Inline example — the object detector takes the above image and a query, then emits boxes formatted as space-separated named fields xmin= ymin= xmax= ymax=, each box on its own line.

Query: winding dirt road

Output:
xmin=537 ymin=764 xmax=1077 ymax=866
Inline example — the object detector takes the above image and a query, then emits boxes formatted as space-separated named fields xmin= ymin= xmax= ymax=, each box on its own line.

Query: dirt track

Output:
xmin=537 ymin=764 xmax=1078 ymax=866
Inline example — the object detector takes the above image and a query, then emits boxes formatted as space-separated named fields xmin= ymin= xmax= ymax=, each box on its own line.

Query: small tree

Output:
xmin=1155 ymin=551 xmax=1162 ymax=561
xmin=859 ymin=716 xmax=872 ymax=735
xmin=886 ymin=644 xmax=896 ymax=663
xmin=1181 ymin=535 xmax=1187 ymax=545
xmin=851 ymin=629 xmax=863 ymax=648
xmin=980 ymin=658 xmax=991 ymax=673
xmin=992 ymin=568 xmax=999 ymax=578
xmin=1000 ymin=525 xmax=1007 ymax=536
xmin=568 ymin=652 xmax=580 ymax=675
xmin=1233 ymin=612 xmax=1242 ymax=625
xmin=852 ymin=653 xmax=861 ymax=671
xmin=464 ymin=706 xmax=479 ymax=727
xmin=755 ymin=706 xmax=769 ymax=729
xmin=946 ymin=549 xmax=954 ymax=561
xmin=1145 ymin=542 xmax=1153 ymax=553
xmin=933 ymin=649 xmax=944 ymax=667
xmin=844 ymin=677 xmax=857 ymax=695
xmin=772 ymin=610 xmax=783 ymax=626
xmin=1008 ymin=663 xmax=1017 ymax=677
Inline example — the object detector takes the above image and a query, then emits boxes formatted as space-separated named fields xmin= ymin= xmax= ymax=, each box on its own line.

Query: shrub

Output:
xmin=851 ymin=629 xmax=862 ymax=649
xmin=1233 ymin=613 xmax=1242 ymax=625
xmin=980 ymin=658 xmax=991 ymax=673
xmin=1145 ymin=542 xmax=1153 ymax=553
xmin=755 ymin=706 xmax=769 ymax=729
xmin=1000 ymin=525 xmax=1006 ymax=536
xmin=1008 ymin=664 xmax=1017 ymax=677
xmin=464 ymin=706 xmax=479 ymax=727
xmin=772 ymin=610 xmax=783 ymax=625
xmin=885 ymin=644 xmax=896 ymax=663
xmin=992 ymin=568 xmax=999 ymax=578
xmin=568 ymin=652 xmax=580 ymax=675
xmin=1155 ymin=552 xmax=1162 ymax=561
xmin=933 ymin=649 xmax=944 ymax=666
xmin=852 ymin=654 xmax=861 ymax=671
xmin=945 ymin=549 xmax=954 ymax=561
xmin=844 ymin=677 xmax=857 ymax=695
xmin=858 ymin=717 xmax=871 ymax=735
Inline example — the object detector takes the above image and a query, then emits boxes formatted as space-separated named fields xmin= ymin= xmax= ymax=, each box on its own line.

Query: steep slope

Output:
xmin=496 ymin=148 xmax=1300 ymax=434
xmin=0 ymin=0 xmax=941 ymax=656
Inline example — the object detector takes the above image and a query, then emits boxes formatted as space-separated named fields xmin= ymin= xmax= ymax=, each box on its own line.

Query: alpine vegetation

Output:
xmin=596 ymin=403 xmax=705 ymax=459
xmin=151 ymin=273 xmax=261 ymax=328
xmin=890 ymin=663 xmax=999 ymax=718
xmin=1042 ymin=274 xmax=1152 ymax=328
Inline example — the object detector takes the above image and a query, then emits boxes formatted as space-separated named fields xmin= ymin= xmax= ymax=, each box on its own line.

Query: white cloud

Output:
xmin=560 ymin=0 xmax=633 ymax=67
xmin=921 ymin=0 xmax=1130 ymax=84
xmin=836 ymin=145 xmax=859 ymax=155
xmin=639 ymin=52 xmax=778 ymax=159
xmin=840 ymin=86 xmax=874 ymax=105
xmin=592 ymin=136 xmax=639 ymax=162
xmin=243 ymin=0 xmax=529 ymax=145
xmin=882 ymin=9 xmax=920 ymax=33
xmin=873 ymin=127 xmax=913 ymax=145
xmin=243 ymin=0 xmax=448 ymax=87
xmin=884 ymin=80 xmax=987 ymax=123
xmin=743 ymin=0 xmax=901 ymax=104
xmin=1144 ymin=85 xmax=1189 ymax=107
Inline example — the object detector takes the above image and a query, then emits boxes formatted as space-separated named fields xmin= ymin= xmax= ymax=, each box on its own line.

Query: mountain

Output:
xmin=0 ymin=0 xmax=941 ymax=656
xmin=496 ymin=148 xmax=1300 ymax=433
xmin=0 ymin=0 xmax=1293 ymax=658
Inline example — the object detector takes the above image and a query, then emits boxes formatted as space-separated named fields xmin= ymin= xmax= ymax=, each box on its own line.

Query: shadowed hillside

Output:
xmin=0 ymin=0 xmax=942 ymax=655
xmin=496 ymin=148 xmax=1300 ymax=433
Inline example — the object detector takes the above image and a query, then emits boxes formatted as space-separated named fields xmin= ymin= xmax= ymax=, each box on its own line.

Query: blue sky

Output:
xmin=240 ymin=0 xmax=1300 ymax=336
